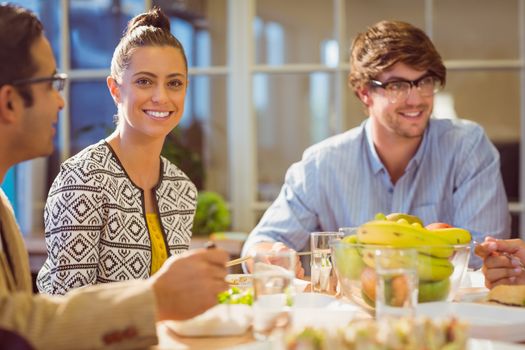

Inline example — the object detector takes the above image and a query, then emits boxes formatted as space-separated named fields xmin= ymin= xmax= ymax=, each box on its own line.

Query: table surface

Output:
xmin=154 ymin=323 xmax=255 ymax=350
xmin=150 ymin=271 xmax=511 ymax=350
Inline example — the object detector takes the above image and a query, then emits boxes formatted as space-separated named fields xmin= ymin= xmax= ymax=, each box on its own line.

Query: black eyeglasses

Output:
xmin=369 ymin=75 xmax=441 ymax=103
xmin=11 ymin=73 xmax=68 ymax=92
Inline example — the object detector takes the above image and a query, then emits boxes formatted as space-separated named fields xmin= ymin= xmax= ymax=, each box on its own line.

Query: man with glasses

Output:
xmin=12 ymin=72 xmax=68 ymax=92
xmin=243 ymin=20 xmax=510 ymax=274
xmin=0 ymin=4 xmax=228 ymax=349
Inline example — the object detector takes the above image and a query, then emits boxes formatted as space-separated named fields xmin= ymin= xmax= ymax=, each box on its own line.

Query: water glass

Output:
xmin=374 ymin=247 xmax=418 ymax=320
xmin=338 ymin=227 xmax=358 ymax=237
xmin=310 ymin=232 xmax=343 ymax=293
xmin=252 ymin=250 xmax=296 ymax=340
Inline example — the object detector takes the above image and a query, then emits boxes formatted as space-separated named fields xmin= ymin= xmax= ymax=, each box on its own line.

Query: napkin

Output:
xmin=163 ymin=304 xmax=252 ymax=337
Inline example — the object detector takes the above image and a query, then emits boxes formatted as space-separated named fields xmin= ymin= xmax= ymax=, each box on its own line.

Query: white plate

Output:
xmin=293 ymin=278 xmax=310 ymax=292
xmin=226 ymin=339 xmax=525 ymax=350
xmin=226 ymin=274 xmax=253 ymax=289
xmin=292 ymin=293 xmax=370 ymax=330
xmin=294 ymin=292 xmax=336 ymax=307
xmin=416 ymin=302 xmax=525 ymax=342
xmin=468 ymin=339 xmax=525 ymax=350
xmin=225 ymin=274 xmax=310 ymax=293
xmin=163 ymin=304 xmax=252 ymax=337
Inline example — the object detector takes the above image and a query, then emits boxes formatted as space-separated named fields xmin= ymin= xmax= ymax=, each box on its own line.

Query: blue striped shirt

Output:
xmin=243 ymin=118 xmax=511 ymax=268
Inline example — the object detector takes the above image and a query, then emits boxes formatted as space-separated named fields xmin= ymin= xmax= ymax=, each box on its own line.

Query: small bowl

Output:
xmin=331 ymin=241 xmax=470 ymax=313
xmin=225 ymin=274 xmax=253 ymax=290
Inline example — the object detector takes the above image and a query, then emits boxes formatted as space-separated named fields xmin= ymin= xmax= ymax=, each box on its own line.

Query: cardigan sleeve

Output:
xmin=37 ymin=163 xmax=105 ymax=295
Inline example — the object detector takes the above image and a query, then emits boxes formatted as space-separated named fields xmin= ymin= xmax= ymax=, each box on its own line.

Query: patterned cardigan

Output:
xmin=37 ymin=141 xmax=197 ymax=295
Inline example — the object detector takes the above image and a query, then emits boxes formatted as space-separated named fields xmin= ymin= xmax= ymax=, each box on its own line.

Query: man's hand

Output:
xmin=475 ymin=237 xmax=525 ymax=289
xmin=149 ymin=248 xmax=229 ymax=321
xmin=245 ymin=242 xmax=305 ymax=278
xmin=269 ymin=242 xmax=305 ymax=279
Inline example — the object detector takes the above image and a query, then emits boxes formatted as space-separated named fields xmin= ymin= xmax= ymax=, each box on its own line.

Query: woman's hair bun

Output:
xmin=125 ymin=7 xmax=170 ymax=35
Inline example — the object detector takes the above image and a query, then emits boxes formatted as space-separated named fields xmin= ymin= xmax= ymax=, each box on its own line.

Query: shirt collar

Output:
xmin=407 ymin=123 xmax=430 ymax=170
xmin=364 ymin=119 xmax=384 ymax=175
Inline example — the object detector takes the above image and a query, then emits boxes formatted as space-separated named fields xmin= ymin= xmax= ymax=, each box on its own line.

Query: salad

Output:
xmin=217 ymin=286 xmax=253 ymax=305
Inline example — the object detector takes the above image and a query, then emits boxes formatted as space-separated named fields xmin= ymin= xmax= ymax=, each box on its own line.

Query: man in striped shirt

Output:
xmin=243 ymin=20 xmax=510 ymax=273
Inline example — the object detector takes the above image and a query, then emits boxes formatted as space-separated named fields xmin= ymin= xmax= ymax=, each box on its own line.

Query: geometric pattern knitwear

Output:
xmin=37 ymin=140 xmax=197 ymax=295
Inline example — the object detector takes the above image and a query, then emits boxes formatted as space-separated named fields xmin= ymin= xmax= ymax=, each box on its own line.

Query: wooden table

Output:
xmin=150 ymin=271 xmax=525 ymax=350
xmin=154 ymin=323 xmax=255 ymax=350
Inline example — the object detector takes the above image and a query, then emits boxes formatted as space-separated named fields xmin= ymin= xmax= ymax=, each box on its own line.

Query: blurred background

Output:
xmin=2 ymin=0 xmax=523 ymax=242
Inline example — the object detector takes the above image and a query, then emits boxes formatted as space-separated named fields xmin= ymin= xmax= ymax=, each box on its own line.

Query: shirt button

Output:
xmin=388 ymin=188 xmax=393 ymax=194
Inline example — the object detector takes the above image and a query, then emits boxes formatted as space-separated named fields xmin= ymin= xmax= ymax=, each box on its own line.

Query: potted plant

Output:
xmin=160 ymin=123 xmax=231 ymax=236
xmin=192 ymin=191 xmax=231 ymax=236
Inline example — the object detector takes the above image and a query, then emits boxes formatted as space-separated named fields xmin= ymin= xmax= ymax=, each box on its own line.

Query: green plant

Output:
xmin=192 ymin=191 xmax=231 ymax=236
xmin=161 ymin=124 xmax=204 ymax=189
xmin=160 ymin=123 xmax=231 ymax=235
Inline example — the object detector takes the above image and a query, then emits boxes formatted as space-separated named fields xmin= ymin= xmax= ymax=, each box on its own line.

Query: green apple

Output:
xmin=333 ymin=235 xmax=365 ymax=279
xmin=418 ymin=278 xmax=450 ymax=302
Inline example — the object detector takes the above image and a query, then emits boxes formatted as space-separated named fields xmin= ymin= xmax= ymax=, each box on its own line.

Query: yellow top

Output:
xmin=146 ymin=213 xmax=168 ymax=275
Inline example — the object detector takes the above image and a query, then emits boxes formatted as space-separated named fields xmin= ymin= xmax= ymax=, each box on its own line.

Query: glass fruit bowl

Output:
xmin=331 ymin=240 xmax=470 ymax=314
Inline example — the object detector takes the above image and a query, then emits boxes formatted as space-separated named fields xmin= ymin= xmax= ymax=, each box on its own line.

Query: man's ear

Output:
xmin=106 ymin=76 xmax=121 ymax=105
xmin=0 ymin=85 xmax=19 ymax=123
xmin=356 ymin=87 xmax=372 ymax=107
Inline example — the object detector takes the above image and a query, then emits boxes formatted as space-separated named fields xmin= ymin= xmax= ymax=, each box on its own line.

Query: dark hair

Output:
xmin=110 ymin=7 xmax=188 ymax=82
xmin=348 ymin=20 xmax=446 ymax=93
xmin=0 ymin=4 xmax=44 ymax=106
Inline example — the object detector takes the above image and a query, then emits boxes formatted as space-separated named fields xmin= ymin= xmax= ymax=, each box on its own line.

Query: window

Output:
xmin=7 ymin=0 xmax=525 ymax=237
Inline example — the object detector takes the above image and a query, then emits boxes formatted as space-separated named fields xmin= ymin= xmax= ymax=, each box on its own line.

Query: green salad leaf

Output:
xmin=217 ymin=287 xmax=253 ymax=305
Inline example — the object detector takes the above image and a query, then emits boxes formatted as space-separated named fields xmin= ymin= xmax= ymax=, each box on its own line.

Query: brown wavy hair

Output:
xmin=348 ymin=20 xmax=446 ymax=94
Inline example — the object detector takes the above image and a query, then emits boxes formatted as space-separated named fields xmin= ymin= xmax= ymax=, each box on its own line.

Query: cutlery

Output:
xmin=225 ymin=251 xmax=311 ymax=267
xmin=473 ymin=240 xmax=525 ymax=270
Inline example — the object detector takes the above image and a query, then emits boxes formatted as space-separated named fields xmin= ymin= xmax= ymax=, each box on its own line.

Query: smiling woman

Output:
xmin=36 ymin=7 xmax=198 ymax=296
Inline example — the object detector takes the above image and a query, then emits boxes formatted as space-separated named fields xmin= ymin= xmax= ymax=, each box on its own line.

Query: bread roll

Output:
xmin=488 ymin=285 xmax=525 ymax=306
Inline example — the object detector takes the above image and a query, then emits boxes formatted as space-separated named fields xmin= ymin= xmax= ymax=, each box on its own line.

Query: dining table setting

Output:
xmin=151 ymin=218 xmax=525 ymax=350
xmin=151 ymin=268 xmax=525 ymax=350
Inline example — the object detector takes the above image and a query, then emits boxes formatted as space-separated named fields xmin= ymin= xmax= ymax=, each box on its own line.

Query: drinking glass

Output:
xmin=310 ymin=232 xmax=343 ymax=293
xmin=338 ymin=227 xmax=358 ymax=237
xmin=252 ymin=250 xmax=296 ymax=340
xmin=374 ymin=247 xmax=418 ymax=320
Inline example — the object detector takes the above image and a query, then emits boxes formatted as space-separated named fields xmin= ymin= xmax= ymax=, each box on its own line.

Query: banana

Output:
xmin=361 ymin=250 xmax=453 ymax=281
xmin=417 ymin=253 xmax=454 ymax=281
xmin=379 ymin=213 xmax=470 ymax=245
xmin=357 ymin=220 xmax=453 ymax=258
xmin=418 ymin=278 xmax=451 ymax=302
xmin=411 ymin=222 xmax=423 ymax=229
xmin=385 ymin=212 xmax=424 ymax=226
xmin=426 ymin=227 xmax=472 ymax=245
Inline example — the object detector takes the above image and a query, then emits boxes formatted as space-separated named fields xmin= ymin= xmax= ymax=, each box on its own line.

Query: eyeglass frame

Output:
xmin=11 ymin=72 xmax=68 ymax=92
xmin=369 ymin=74 xmax=442 ymax=103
